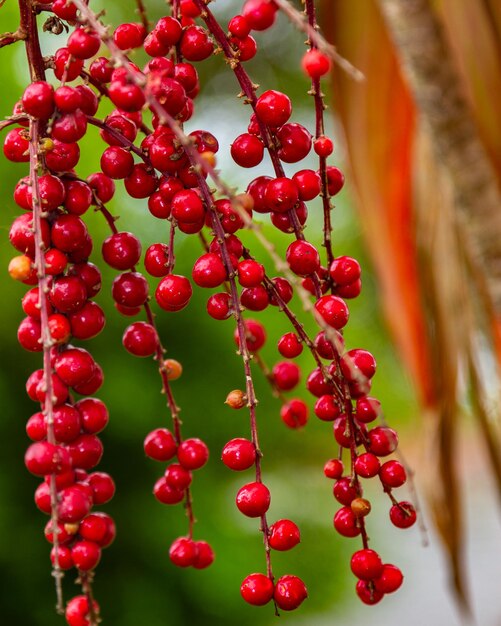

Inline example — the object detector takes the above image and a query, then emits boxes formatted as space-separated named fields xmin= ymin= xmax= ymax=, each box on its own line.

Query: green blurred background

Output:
xmin=0 ymin=2 xmax=424 ymax=624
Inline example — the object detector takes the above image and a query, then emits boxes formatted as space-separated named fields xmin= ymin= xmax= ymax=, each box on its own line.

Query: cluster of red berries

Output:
xmin=2 ymin=0 xmax=416 ymax=622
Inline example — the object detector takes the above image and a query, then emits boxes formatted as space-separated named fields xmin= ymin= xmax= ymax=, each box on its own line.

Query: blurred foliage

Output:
xmin=0 ymin=1 xmax=417 ymax=624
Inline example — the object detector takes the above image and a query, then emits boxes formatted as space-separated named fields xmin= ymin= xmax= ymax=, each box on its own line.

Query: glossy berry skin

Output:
xmin=65 ymin=595 xmax=100 ymax=626
xmin=389 ymin=501 xmax=417 ymax=528
xmin=153 ymin=477 xmax=184 ymax=505
xmin=123 ymin=322 xmax=158 ymax=357
xmin=326 ymin=165 xmax=345 ymax=195
xmin=374 ymin=564 xmax=403 ymax=593
xmin=333 ymin=506 xmax=362 ymax=538
xmin=278 ymin=333 xmax=303 ymax=358
xmin=314 ymin=395 xmax=340 ymax=421
xmin=102 ymin=232 xmax=141 ymax=270
xmin=314 ymin=295 xmax=349 ymax=330
xmin=286 ymin=240 xmax=320 ymax=277
xmin=180 ymin=25 xmax=214 ymax=61
xmin=193 ymin=540 xmax=215 ymax=569
xmin=330 ymin=256 xmax=361 ymax=286
xmin=221 ymin=438 xmax=256 ymax=471
xmin=54 ymin=348 xmax=96 ymax=388
xmin=301 ymin=49 xmax=331 ymax=79
xmin=292 ymin=169 xmax=321 ymax=201
xmin=265 ymin=177 xmax=299 ymax=213
xmin=177 ymin=438 xmax=209 ymax=470
xmin=276 ymin=123 xmax=312 ymax=163
xmin=341 ymin=349 xmax=377 ymax=382
xmin=356 ymin=580 xmax=384 ymax=605
xmin=272 ymin=361 xmax=301 ymax=391
xmin=112 ymin=272 xmax=149 ymax=309
xmin=144 ymin=428 xmax=177 ymax=461
xmin=71 ymin=540 xmax=102 ymax=571
xmin=192 ymin=253 xmax=227 ymax=288
xmin=351 ymin=549 xmax=384 ymax=581
xmin=169 ymin=537 xmax=198 ymax=567
xmin=280 ymin=398 xmax=309 ymax=428
xmin=164 ymin=463 xmax=192 ymax=490
xmin=22 ymin=81 xmax=55 ymax=119
xmin=144 ymin=243 xmax=170 ymax=277
xmin=274 ymin=575 xmax=308 ymax=611
xmin=354 ymin=453 xmax=381 ymax=479
xmin=324 ymin=458 xmax=344 ymax=479
xmin=231 ymin=133 xmax=264 ymax=168
xmin=368 ymin=426 xmax=399 ymax=457
xmin=355 ymin=396 xmax=381 ymax=423
xmin=237 ymin=260 xmax=265 ymax=288
xmin=207 ymin=292 xmax=232 ymax=320
xmin=255 ymin=90 xmax=292 ymax=127
xmin=379 ymin=460 xmax=407 ymax=488
xmin=240 ymin=573 xmax=274 ymax=606
xmin=155 ymin=274 xmax=192 ymax=312
xmin=333 ymin=477 xmax=361 ymax=506
xmin=25 ymin=442 xmax=70 ymax=476
xmin=76 ymin=398 xmax=109 ymax=434
xmin=236 ymin=482 xmax=270 ymax=517
xmin=69 ymin=301 xmax=106 ymax=340
xmin=269 ymin=519 xmax=300 ymax=551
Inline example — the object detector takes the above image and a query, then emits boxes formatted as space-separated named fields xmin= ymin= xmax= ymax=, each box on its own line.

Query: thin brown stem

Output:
xmin=0 ymin=27 xmax=26 ymax=48
xmin=273 ymin=0 xmax=365 ymax=82
xmin=135 ymin=0 xmax=149 ymax=33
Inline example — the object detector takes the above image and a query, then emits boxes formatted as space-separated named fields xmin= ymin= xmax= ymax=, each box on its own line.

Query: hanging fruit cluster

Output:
xmin=1 ymin=0 xmax=416 ymax=623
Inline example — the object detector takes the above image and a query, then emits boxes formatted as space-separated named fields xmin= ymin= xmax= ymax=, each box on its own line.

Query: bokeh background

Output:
xmin=1 ymin=1 xmax=500 ymax=625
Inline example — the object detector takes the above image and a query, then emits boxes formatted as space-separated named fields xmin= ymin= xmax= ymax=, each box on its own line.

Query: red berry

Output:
xmin=155 ymin=274 xmax=193 ymax=312
xmin=273 ymin=575 xmax=308 ymax=611
xmin=265 ymin=177 xmax=299 ymax=213
xmin=153 ymin=477 xmax=185 ymax=505
xmin=25 ymin=442 xmax=70 ymax=476
xmin=236 ymin=481 xmax=270 ymax=517
xmin=164 ymin=463 xmax=192 ymax=490
xmin=301 ymin=49 xmax=331 ymax=79
xmin=368 ymin=426 xmax=398 ymax=457
xmin=54 ymin=348 xmax=96 ymax=388
xmin=177 ymin=438 xmax=209 ymax=470
xmin=272 ymin=361 xmax=301 ymax=391
xmin=269 ymin=519 xmax=300 ymax=551
xmin=326 ymin=165 xmax=345 ymax=195
xmin=286 ymin=240 xmax=320 ymax=276
xmin=68 ymin=28 xmax=101 ymax=59
xmin=207 ymin=292 xmax=232 ymax=320
xmin=379 ymin=460 xmax=407 ymax=488
xmin=341 ymin=349 xmax=377 ymax=382
xmin=75 ymin=398 xmax=109 ymax=434
xmin=112 ymin=272 xmax=149 ymax=308
xmin=71 ymin=540 xmax=101 ymax=571
xmin=333 ymin=477 xmax=361 ymax=506
xmin=374 ymin=564 xmax=403 ymax=593
xmin=144 ymin=428 xmax=177 ymax=461
xmin=113 ymin=22 xmax=145 ymax=50
xmin=88 ymin=472 xmax=115 ymax=505
xmin=355 ymin=579 xmax=384 ymax=605
xmin=67 ymin=434 xmax=103 ymax=470
xmin=222 ymin=438 xmax=256 ymax=471
xmin=276 ymin=123 xmax=312 ymax=163
xmin=389 ymin=501 xmax=416 ymax=528
xmin=231 ymin=133 xmax=264 ymax=168
xmin=314 ymin=135 xmax=334 ymax=157
xmin=355 ymin=453 xmax=381 ymax=478
xmin=292 ymin=169 xmax=321 ymax=201
xmin=123 ymin=322 xmax=158 ymax=357
xmin=169 ymin=537 xmax=198 ymax=567
xmin=355 ymin=396 xmax=381 ymax=423
xmin=102 ymin=232 xmax=141 ymax=270
xmin=255 ymin=90 xmax=291 ymax=127
xmin=351 ymin=549 xmax=384 ymax=581
xmin=243 ymin=0 xmax=278 ymax=31
xmin=22 ymin=81 xmax=54 ymax=119
xmin=234 ymin=318 xmax=266 ymax=352
xmin=240 ymin=573 xmax=274 ymax=606
xmin=58 ymin=485 xmax=93 ymax=523
xmin=324 ymin=458 xmax=344 ymax=479
xmin=330 ymin=256 xmax=361 ymax=286
xmin=280 ymin=398 xmax=309 ymax=428
xmin=180 ymin=26 xmax=214 ymax=61
xmin=156 ymin=16 xmax=183 ymax=46
xmin=333 ymin=506 xmax=361 ymax=538
xmin=192 ymin=253 xmax=227 ymax=288
xmin=192 ymin=540 xmax=215 ymax=569
xmin=277 ymin=332 xmax=303 ymax=358
xmin=68 ymin=301 xmax=106 ymax=340
xmin=314 ymin=395 xmax=340 ymax=421
xmin=314 ymin=295 xmax=349 ymax=329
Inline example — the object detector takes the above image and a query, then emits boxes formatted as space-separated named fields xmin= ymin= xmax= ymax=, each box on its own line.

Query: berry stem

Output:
xmin=273 ymin=0 xmax=365 ymax=82
xmin=135 ymin=0 xmax=149 ymax=33
xmin=78 ymin=571 xmax=99 ymax=626
xmin=304 ymin=0 xmax=334 ymax=268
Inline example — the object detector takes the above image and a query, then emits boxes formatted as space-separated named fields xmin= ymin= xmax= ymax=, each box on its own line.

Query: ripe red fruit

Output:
xmin=236 ymin=481 xmax=270 ymax=517
xmin=164 ymin=463 xmax=192 ymax=490
xmin=329 ymin=256 xmax=361 ymax=286
xmin=286 ymin=240 xmax=320 ymax=277
xmin=192 ymin=253 xmax=227 ymax=288
xmin=180 ymin=25 xmax=214 ymax=61
xmin=255 ymin=90 xmax=292 ymax=127
xmin=65 ymin=595 xmax=100 ymax=626
xmin=155 ymin=274 xmax=192 ymax=312
xmin=222 ymin=438 xmax=256 ymax=471
xmin=169 ymin=537 xmax=199 ymax=567
xmin=54 ymin=348 xmax=96 ymax=388
xmin=379 ymin=460 xmax=407 ymax=488
xmin=269 ymin=519 xmax=301 ymax=551
xmin=326 ymin=165 xmax=345 ymax=195
xmin=324 ymin=458 xmax=344 ymax=479
xmin=144 ymin=428 xmax=177 ymax=461
xmin=123 ymin=322 xmax=158 ymax=357
xmin=68 ymin=28 xmax=101 ymax=59
xmin=350 ymin=549 xmax=384 ymax=581
xmin=374 ymin=564 xmax=404 ymax=593
xmin=76 ymin=398 xmax=109 ymax=435
xmin=265 ymin=177 xmax=299 ymax=213
xmin=355 ymin=579 xmax=384 ymax=605
xmin=112 ymin=272 xmax=149 ymax=308
xmin=113 ymin=22 xmax=145 ymax=50
xmin=58 ymin=486 xmax=93 ymax=523
xmin=237 ymin=259 xmax=265 ymax=288
xmin=153 ymin=477 xmax=185 ymax=505
xmin=314 ymin=295 xmax=349 ymax=329
xmin=314 ymin=395 xmax=340 ymax=421
xmin=354 ymin=453 xmax=381 ymax=479
xmin=240 ymin=573 xmax=274 ymax=606
xmin=231 ymin=133 xmax=264 ymax=168
xmin=207 ymin=292 xmax=232 ymax=320
xmin=276 ymin=123 xmax=312 ymax=163
xmin=333 ymin=477 xmax=361 ymax=506
xmin=355 ymin=396 xmax=381 ymax=423
xmin=314 ymin=135 xmax=334 ymax=157
xmin=68 ymin=301 xmax=106 ymax=340
xmin=277 ymin=333 xmax=303 ymax=358
xmin=67 ymin=434 xmax=104 ymax=470
xmin=341 ymin=349 xmax=377 ymax=382
xmin=88 ymin=472 xmax=116 ymax=505
xmin=280 ymin=398 xmax=309 ymax=428
xmin=367 ymin=426 xmax=399 ymax=457
xmin=177 ymin=438 xmax=209 ymax=470
xmin=301 ymin=49 xmax=331 ymax=79
xmin=22 ymin=81 xmax=54 ymax=119
xmin=272 ymin=361 xmax=301 ymax=391
xmin=193 ymin=540 xmax=215 ymax=569
xmin=273 ymin=575 xmax=308 ymax=611
xmin=333 ymin=506 xmax=361 ymax=537
xmin=292 ymin=169 xmax=321 ymax=201
xmin=389 ymin=501 xmax=417 ymax=528
xmin=25 ymin=442 xmax=70 ymax=476
xmin=71 ymin=540 xmax=102 ymax=571
xmin=102 ymin=232 xmax=141 ymax=270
